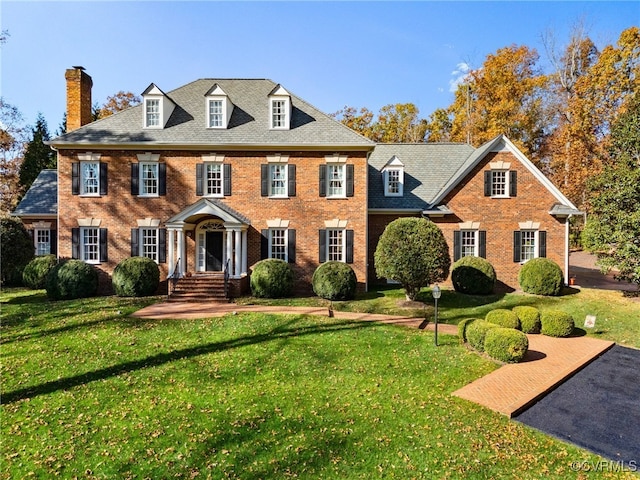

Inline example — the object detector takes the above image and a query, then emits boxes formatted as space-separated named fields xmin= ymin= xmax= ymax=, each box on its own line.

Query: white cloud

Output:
xmin=448 ymin=62 xmax=471 ymax=93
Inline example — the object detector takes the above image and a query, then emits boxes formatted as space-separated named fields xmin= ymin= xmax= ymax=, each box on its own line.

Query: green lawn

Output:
xmin=1 ymin=288 xmax=638 ymax=479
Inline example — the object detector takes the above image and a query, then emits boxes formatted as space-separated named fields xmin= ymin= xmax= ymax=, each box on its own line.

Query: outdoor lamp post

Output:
xmin=432 ymin=285 xmax=441 ymax=346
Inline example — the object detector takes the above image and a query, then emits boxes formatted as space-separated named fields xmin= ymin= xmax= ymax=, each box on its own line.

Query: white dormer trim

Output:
xmin=268 ymin=85 xmax=292 ymax=130
xmin=142 ymin=83 xmax=175 ymax=129
xmin=205 ymin=84 xmax=234 ymax=129
xmin=382 ymin=155 xmax=404 ymax=197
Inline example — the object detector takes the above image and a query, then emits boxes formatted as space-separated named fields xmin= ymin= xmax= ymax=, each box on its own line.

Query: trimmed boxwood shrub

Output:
xmin=312 ymin=261 xmax=357 ymax=301
xmin=513 ymin=306 xmax=541 ymax=334
xmin=250 ymin=259 xmax=294 ymax=298
xmin=451 ymin=256 xmax=496 ymax=295
xmin=485 ymin=327 xmax=529 ymax=363
xmin=458 ymin=318 xmax=479 ymax=343
xmin=46 ymin=259 xmax=98 ymax=300
xmin=541 ymin=310 xmax=575 ymax=337
xmin=485 ymin=309 xmax=520 ymax=329
xmin=518 ymin=258 xmax=564 ymax=296
xmin=22 ymin=255 xmax=58 ymax=289
xmin=112 ymin=257 xmax=160 ymax=297
xmin=466 ymin=320 xmax=499 ymax=352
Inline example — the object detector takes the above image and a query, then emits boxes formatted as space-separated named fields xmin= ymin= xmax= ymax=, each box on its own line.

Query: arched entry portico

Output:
xmin=165 ymin=198 xmax=250 ymax=279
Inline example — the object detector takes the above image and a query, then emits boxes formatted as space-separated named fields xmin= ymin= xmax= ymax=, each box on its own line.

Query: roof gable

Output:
xmin=12 ymin=169 xmax=58 ymax=217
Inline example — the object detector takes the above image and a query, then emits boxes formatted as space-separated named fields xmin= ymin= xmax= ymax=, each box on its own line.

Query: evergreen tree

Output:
xmin=18 ymin=113 xmax=55 ymax=190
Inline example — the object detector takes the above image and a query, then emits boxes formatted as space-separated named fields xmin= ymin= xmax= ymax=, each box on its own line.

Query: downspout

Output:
xmin=565 ymin=214 xmax=573 ymax=285
xmin=364 ymin=149 xmax=371 ymax=293
xmin=52 ymin=145 xmax=61 ymax=264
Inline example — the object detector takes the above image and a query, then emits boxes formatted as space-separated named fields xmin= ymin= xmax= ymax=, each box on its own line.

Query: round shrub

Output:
xmin=458 ymin=318 xmax=479 ymax=343
xmin=250 ymin=259 xmax=294 ymax=298
xmin=485 ymin=328 xmax=529 ymax=363
xmin=46 ymin=260 xmax=98 ymax=300
xmin=22 ymin=255 xmax=58 ymax=289
xmin=518 ymin=258 xmax=564 ymax=296
xmin=112 ymin=257 xmax=160 ymax=297
xmin=541 ymin=310 xmax=575 ymax=337
xmin=513 ymin=306 xmax=541 ymax=334
xmin=485 ymin=309 xmax=520 ymax=329
xmin=1 ymin=217 xmax=34 ymax=286
xmin=451 ymin=256 xmax=496 ymax=295
xmin=466 ymin=320 xmax=499 ymax=352
xmin=312 ymin=261 xmax=357 ymax=301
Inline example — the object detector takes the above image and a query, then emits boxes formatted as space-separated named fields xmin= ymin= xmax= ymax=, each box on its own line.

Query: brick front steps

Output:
xmin=168 ymin=274 xmax=229 ymax=302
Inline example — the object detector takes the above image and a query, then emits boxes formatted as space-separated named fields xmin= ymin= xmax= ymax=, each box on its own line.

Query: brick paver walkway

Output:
xmin=132 ymin=301 xmax=613 ymax=418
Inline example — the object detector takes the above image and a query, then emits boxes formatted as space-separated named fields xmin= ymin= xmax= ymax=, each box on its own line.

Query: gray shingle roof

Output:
xmin=13 ymin=169 xmax=58 ymax=216
xmin=50 ymin=79 xmax=374 ymax=149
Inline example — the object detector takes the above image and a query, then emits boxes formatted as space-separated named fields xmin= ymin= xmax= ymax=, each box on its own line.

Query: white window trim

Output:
xmin=269 ymin=97 xmax=291 ymax=130
xmin=144 ymin=98 xmax=161 ymax=129
xmin=34 ymin=228 xmax=51 ymax=256
xmin=327 ymin=164 xmax=346 ymax=199
xmin=81 ymin=227 xmax=100 ymax=264
xmin=80 ymin=161 xmax=100 ymax=197
xmin=490 ymin=169 xmax=510 ymax=198
xmin=519 ymin=229 xmax=540 ymax=263
xmin=326 ymin=228 xmax=346 ymax=262
xmin=460 ymin=229 xmax=479 ymax=257
xmin=204 ymin=162 xmax=224 ymax=198
xmin=383 ymin=167 xmax=404 ymax=197
xmin=207 ymin=98 xmax=226 ymax=129
xmin=139 ymin=162 xmax=159 ymax=197
xmin=268 ymin=228 xmax=288 ymax=262
xmin=269 ymin=164 xmax=288 ymax=198
xmin=139 ymin=227 xmax=160 ymax=263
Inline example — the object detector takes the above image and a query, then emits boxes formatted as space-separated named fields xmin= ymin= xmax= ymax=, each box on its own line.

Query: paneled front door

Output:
xmin=205 ymin=231 xmax=223 ymax=271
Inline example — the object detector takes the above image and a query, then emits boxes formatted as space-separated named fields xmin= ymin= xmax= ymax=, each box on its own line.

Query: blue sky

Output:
xmin=1 ymin=1 xmax=637 ymax=132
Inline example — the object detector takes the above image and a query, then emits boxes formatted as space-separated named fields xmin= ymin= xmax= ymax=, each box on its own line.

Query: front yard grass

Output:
xmin=1 ymin=287 xmax=638 ymax=479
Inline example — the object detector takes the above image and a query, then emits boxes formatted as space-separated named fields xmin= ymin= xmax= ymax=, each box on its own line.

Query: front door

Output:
xmin=205 ymin=231 xmax=223 ymax=271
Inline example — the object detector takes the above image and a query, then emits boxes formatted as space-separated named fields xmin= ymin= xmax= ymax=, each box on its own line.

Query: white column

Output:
xmin=241 ymin=229 xmax=248 ymax=275
xmin=226 ymin=230 xmax=233 ymax=273
xmin=234 ymin=229 xmax=242 ymax=277
xmin=177 ymin=229 xmax=185 ymax=275
xmin=168 ymin=229 xmax=175 ymax=275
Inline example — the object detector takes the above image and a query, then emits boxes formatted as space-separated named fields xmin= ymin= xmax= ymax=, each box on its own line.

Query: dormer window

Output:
xmin=382 ymin=156 xmax=404 ymax=197
xmin=142 ymin=83 xmax=175 ymax=129
xmin=268 ymin=85 xmax=292 ymax=130
xmin=205 ymin=84 xmax=233 ymax=129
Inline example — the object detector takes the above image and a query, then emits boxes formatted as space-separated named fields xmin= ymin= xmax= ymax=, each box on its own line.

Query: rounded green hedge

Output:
xmin=485 ymin=327 xmax=529 ymax=363
xmin=458 ymin=318 xmax=479 ymax=343
xmin=312 ymin=262 xmax=357 ymax=301
xmin=112 ymin=257 xmax=160 ymax=297
xmin=451 ymin=256 xmax=496 ymax=295
xmin=518 ymin=258 xmax=564 ymax=296
xmin=466 ymin=320 xmax=499 ymax=352
xmin=250 ymin=259 xmax=294 ymax=298
xmin=513 ymin=306 xmax=541 ymax=334
xmin=485 ymin=309 xmax=520 ymax=329
xmin=541 ymin=310 xmax=575 ymax=337
xmin=46 ymin=260 xmax=98 ymax=300
xmin=22 ymin=255 xmax=58 ymax=289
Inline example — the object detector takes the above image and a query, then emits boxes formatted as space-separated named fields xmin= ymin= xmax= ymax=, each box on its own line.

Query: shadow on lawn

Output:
xmin=2 ymin=318 xmax=380 ymax=405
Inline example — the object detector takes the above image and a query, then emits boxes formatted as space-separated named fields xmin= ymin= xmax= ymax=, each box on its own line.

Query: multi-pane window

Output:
xmin=271 ymin=100 xmax=287 ymax=128
xmin=461 ymin=230 xmax=477 ymax=257
xmin=328 ymin=165 xmax=345 ymax=197
xmin=327 ymin=229 xmax=345 ymax=262
xmin=141 ymin=228 xmax=158 ymax=261
xmin=140 ymin=163 xmax=158 ymax=195
xmin=270 ymin=229 xmax=287 ymax=261
xmin=35 ymin=229 xmax=50 ymax=255
xmin=146 ymin=99 xmax=160 ymax=127
xmin=82 ymin=227 xmax=99 ymax=263
xmin=520 ymin=230 xmax=536 ymax=262
xmin=491 ymin=170 xmax=507 ymax=196
xmin=82 ymin=162 xmax=100 ymax=195
xmin=206 ymin=163 xmax=223 ymax=196
xmin=386 ymin=169 xmax=401 ymax=195
xmin=270 ymin=165 xmax=287 ymax=196
xmin=209 ymin=100 xmax=223 ymax=127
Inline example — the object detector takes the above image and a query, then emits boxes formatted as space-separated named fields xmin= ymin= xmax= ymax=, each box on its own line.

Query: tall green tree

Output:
xmin=18 ymin=113 xmax=55 ymax=190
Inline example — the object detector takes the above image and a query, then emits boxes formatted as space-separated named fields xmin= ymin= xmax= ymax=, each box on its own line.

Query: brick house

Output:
xmin=27 ymin=67 xmax=580 ymax=297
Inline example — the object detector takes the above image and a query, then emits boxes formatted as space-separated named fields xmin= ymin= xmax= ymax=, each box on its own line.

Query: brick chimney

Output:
xmin=65 ymin=66 xmax=93 ymax=131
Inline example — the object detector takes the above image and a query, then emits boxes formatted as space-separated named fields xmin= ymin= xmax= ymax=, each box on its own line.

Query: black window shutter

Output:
xmin=131 ymin=228 xmax=139 ymax=257
xmin=261 ymin=165 xmax=269 ymax=197
xmin=99 ymin=162 xmax=108 ymax=195
xmin=319 ymin=165 xmax=326 ymax=197
xmin=346 ymin=164 xmax=354 ymax=197
xmin=288 ymin=164 xmax=296 ymax=197
xmin=72 ymin=228 xmax=80 ymax=259
xmin=223 ymin=164 xmax=232 ymax=196
xmin=196 ymin=164 xmax=204 ymax=196
xmin=509 ymin=171 xmax=517 ymax=197
xmin=513 ymin=231 xmax=522 ymax=263
xmin=72 ymin=163 xmax=80 ymax=195
xmin=479 ymin=231 xmax=487 ymax=258
xmin=288 ymin=229 xmax=296 ymax=263
xmin=484 ymin=171 xmax=491 ymax=197
xmin=539 ymin=231 xmax=547 ymax=258
xmin=158 ymin=228 xmax=167 ymax=263
xmin=131 ymin=164 xmax=139 ymax=195
xmin=159 ymin=163 xmax=167 ymax=196
xmin=50 ymin=229 xmax=57 ymax=255
xmin=28 ymin=229 xmax=34 ymax=241
xmin=99 ymin=228 xmax=108 ymax=262
xmin=261 ymin=229 xmax=269 ymax=259
xmin=453 ymin=231 xmax=461 ymax=261
xmin=346 ymin=229 xmax=354 ymax=264
xmin=319 ymin=229 xmax=326 ymax=263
